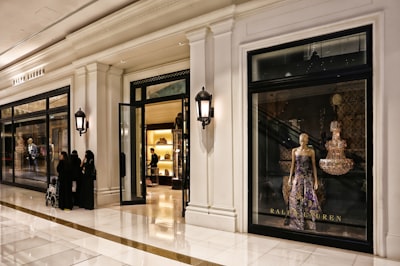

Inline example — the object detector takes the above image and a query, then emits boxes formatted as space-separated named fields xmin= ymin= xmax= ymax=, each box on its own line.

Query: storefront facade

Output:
xmin=247 ymin=26 xmax=373 ymax=252
xmin=0 ymin=0 xmax=399 ymax=260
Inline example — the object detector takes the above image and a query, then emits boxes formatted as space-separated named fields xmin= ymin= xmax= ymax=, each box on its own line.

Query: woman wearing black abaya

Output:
xmin=70 ymin=150 xmax=82 ymax=207
xmin=80 ymin=150 xmax=96 ymax=210
xmin=57 ymin=151 xmax=73 ymax=210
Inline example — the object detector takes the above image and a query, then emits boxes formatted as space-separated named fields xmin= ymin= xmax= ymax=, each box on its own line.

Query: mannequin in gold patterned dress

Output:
xmin=287 ymin=133 xmax=321 ymax=230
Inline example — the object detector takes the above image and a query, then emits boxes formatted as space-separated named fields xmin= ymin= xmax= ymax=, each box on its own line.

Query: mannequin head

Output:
xmin=299 ymin=133 xmax=309 ymax=147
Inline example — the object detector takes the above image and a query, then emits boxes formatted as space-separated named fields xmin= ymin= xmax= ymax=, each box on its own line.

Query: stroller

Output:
xmin=45 ymin=177 xmax=59 ymax=207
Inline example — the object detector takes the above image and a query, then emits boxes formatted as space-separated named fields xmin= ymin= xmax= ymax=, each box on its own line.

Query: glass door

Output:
xmin=119 ymin=103 xmax=146 ymax=204
xmin=181 ymin=98 xmax=190 ymax=217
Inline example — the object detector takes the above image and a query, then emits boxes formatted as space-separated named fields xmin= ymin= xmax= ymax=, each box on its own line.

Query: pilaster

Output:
xmin=85 ymin=62 xmax=110 ymax=207
xmin=185 ymin=28 xmax=211 ymax=225
xmin=103 ymin=66 xmax=124 ymax=204
xmin=209 ymin=18 xmax=236 ymax=231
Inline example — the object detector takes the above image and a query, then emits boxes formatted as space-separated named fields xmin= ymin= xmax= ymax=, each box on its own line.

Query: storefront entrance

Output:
xmin=119 ymin=70 xmax=190 ymax=217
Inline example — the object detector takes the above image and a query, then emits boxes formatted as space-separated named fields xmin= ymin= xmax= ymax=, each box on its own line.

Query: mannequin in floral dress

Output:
xmin=287 ymin=133 xmax=321 ymax=230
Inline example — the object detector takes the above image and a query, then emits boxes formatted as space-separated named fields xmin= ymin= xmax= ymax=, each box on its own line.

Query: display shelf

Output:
xmin=146 ymin=128 xmax=174 ymax=185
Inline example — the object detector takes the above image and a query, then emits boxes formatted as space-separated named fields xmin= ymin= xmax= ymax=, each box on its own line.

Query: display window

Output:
xmin=0 ymin=87 xmax=70 ymax=191
xmin=248 ymin=26 xmax=372 ymax=253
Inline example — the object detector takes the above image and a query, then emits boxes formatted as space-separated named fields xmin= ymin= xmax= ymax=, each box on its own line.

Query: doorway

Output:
xmin=119 ymin=99 xmax=189 ymax=216
xmin=119 ymin=69 xmax=190 ymax=218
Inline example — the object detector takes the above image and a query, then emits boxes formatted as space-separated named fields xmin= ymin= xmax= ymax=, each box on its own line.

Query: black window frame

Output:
xmin=0 ymin=86 xmax=70 ymax=192
xmin=247 ymin=25 xmax=373 ymax=253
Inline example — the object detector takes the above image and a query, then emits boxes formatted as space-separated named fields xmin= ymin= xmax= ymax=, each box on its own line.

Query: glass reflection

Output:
xmin=14 ymin=116 xmax=47 ymax=189
xmin=252 ymin=80 xmax=367 ymax=241
xmin=49 ymin=94 xmax=68 ymax=109
xmin=251 ymin=32 xmax=367 ymax=82
xmin=1 ymin=107 xmax=12 ymax=119
xmin=14 ymin=99 xmax=46 ymax=115
xmin=49 ymin=112 xmax=69 ymax=181
xmin=146 ymin=79 xmax=186 ymax=99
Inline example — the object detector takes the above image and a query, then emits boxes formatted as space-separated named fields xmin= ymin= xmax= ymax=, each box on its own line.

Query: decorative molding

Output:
xmin=210 ymin=18 xmax=234 ymax=35
xmin=86 ymin=62 xmax=110 ymax=73
xmin=186 ymin=28 xmax=209 ymax=43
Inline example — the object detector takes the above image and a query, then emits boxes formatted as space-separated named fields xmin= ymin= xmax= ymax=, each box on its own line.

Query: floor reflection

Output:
xmin=1 ymin=183 xmax=399 ymax=266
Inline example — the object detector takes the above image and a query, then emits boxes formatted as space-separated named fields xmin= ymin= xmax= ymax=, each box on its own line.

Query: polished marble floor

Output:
xmin=1 ymin=184 xmax=400 ymax=266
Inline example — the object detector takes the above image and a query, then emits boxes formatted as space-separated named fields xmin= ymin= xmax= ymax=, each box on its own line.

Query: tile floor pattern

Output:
xmin=1 ymin=184 xmax=400 ymax=266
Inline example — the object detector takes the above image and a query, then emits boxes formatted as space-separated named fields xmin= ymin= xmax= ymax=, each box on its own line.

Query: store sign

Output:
xmin=12 ymin=67 xmax=45 ymax=86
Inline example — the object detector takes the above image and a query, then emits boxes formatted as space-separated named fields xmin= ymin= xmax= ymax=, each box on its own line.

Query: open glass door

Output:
xmin=181 ymin=98 xmax=190 ymax=217
xmin=119 ymin=103 xmax=146 ymax=204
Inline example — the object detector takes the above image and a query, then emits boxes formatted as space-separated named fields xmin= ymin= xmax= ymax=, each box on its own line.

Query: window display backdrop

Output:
xmin=248 ymin=26 xmax=372 ymax=252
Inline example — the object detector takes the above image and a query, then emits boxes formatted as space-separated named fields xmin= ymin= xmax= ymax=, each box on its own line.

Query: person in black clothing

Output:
xmin=149 ymin=148 xmax=158 ymax=183
xmin=80 ymin=150 xmax=96 ymax=210
xmin=57 ymin=151 xmax=73 ymax=210
xmin=70 ymin=150 xmax=82 ymax=207
xmin=149 ymin=148 xmax=158 ymax=169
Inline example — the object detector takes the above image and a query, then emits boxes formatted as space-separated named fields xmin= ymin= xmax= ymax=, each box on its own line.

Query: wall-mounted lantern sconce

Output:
xmin=75 ymin=108 xmax=89 ymax=136
xmin=195 ymin=86 xmax=214 ymax=129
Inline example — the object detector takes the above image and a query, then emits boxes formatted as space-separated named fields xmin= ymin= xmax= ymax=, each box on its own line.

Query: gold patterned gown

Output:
xmin=289 ymin=155 xmax=321 ymax=230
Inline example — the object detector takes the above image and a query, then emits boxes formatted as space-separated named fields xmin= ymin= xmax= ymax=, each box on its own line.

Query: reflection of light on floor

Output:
xmin=144 ymin=186 xmax=183 ymax=241
xmin=155 ymin=231 xmax=174 ymax=240
xmin=158 ymin=201 xmax=173 ymax=208
xmin=150 ymin=218 xmax=174 ymax=240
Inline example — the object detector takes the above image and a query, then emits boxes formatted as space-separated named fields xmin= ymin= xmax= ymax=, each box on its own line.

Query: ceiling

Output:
xmin=0 ymin=0 xmax=142 ymax=71
xmin=0 ymin=0 xmax=264 ymax=89
xmin=145 ymin=100 xmax=182 ymax=125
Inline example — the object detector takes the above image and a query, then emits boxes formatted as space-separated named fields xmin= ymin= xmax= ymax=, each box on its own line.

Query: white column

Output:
xmin=86 ymin=62 xmax=110 ymax=207
xmin=185 ymin=28 xmax=211 ymax=225
xmin=208 ymin=18 xmax=236 ymax=231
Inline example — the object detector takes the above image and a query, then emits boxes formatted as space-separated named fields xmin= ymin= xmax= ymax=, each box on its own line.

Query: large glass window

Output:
xmin=248 ymin=26 xmax=372 ymax=253
xmin=0 ymin=87 xmax=69 ymax=191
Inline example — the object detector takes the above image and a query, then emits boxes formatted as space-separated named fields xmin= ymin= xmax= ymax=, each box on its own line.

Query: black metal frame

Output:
xmin=247 ymin=25 xmax=373 ymax=253
xmin=119 ymin=70 xmax=190 ymax=210
xmin=0 ymin=86 xmax=70 ymax=192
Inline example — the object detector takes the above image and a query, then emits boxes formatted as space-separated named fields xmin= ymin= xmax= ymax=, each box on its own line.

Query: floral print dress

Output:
xmin=289 ymin=155 xmax=321 ymax=230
